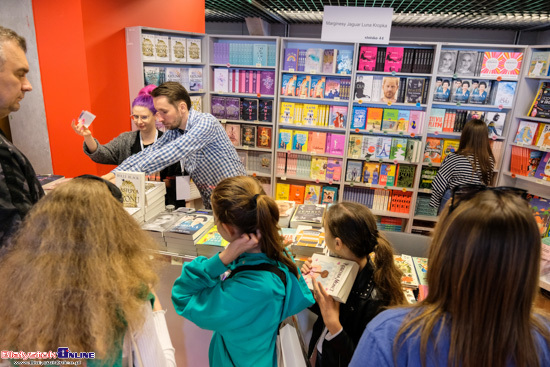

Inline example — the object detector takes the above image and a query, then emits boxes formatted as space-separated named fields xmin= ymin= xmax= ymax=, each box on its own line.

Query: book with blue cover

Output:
xmin=336 ymin=49 xmax=353 ymax=74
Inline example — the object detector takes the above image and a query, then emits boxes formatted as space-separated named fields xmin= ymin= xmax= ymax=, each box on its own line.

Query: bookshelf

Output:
xmin=208 ymin=35 xmax=280 ymax=194
xmin=499 ymin=45 xmax=550 ymax=200
xmin=125 ymin=26 xmax=208 ymax=118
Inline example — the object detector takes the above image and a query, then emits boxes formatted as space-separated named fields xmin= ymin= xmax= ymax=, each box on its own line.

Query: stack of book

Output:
xmin=353 ymin=75 xmax=430 ymax=104
xmin=116 ymin=171 xmax=146 ymax=224
xmin=141 ymin=34 xmax=202 ymax=63
xmin=195 ymin=225 xmax=230 ymax=258
xmin=290 ymin=225 xmax=326 ymax=258
xmin=343 ymin=187 xmax=413 ymax=214
xmin=289 ymin=204 xmax=326 ymax=228
xmin=276 ymin=200 xmax=297 ymax=228
xmin=164 ymin=211 xmax=215 ymax=256
xmin=358 ymin=46 xmax=434 ymax=73
xmin=144 ymin=181 xmax=167 ymax=222
xmin=415 ymin=194 xmax=438 ymax=217
xmin=141 ymin=208 xmax=196 ymax=249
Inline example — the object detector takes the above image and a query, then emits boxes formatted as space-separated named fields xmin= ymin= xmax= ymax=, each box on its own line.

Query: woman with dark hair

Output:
xmin=71 ymin=85 xmax=184 ymax=206
xmin=351 ymin=186 xmax=550 ymax=367
xmin=0 ymin=177 xmax=176 ymax=366
xmin=429 ymin=118 xmax=494 ymax=213
xmin=171 ymin=176 xmax=314 ymax=366
xmin=302 ymin=202 xmax=406 ymax=366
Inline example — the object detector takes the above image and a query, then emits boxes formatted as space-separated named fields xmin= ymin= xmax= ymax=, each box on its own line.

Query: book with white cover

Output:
xmin=155 ymin=35 xmax=170 ymax=62
xmin=186 ymin=38 xmax=202 ymax=63
xmin=302 ymin=253 xmax=359 ymax=303
xmin=141 ymin=34 xmax=156 ymax=61
xmin=115 ymin=171 xmax=145 ymax=209
xmin=170 ymin=36 xmax=187 ymax=63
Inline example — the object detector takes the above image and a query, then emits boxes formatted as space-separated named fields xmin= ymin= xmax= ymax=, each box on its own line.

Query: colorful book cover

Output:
xmin=213 ymin=68 xmax=229 ymax=92
xmin=389 ymin=138 xmax=408 ymax=161
xmin=258 ymin=100 xmax=273 ymax=122
xmin=484 ymin=112 xmax=506 ymax=138
xmin=528 ymin=51 xmax=550 ymax=77
xmin=188 ymin=68 xmax=203 ymax=91
xmin=210 ymin=96 xmax=226 ymax=119
xmin=304 ymin=184 xmax=322 ymax=204
xmin=292 ymin=130 xmax=308 ymax=152
xmin=362 ymin=162 xmax=381 ymax=184
xmin=375 ymin=137 xmax=392 ymax=159
xmin=362 ymin=136 xmax=378 ymax=159
xmin=450 ymin=79 xmax=472 ymax=103
xmin=493 ymin=81 xmax=517 ymax=108
xmin=225 ymin=123 xmax=241 ymax=146
xmin=283 ymin=48 xmax=299 ymax=70
xmin=196 ymin=226 xmax=229 ymax=248
xmin=329 ymin=106 xmax=348 ymax=129
xmin=419 ymin=167 xmax=439 ymax=189
xmin=384 ymin=47 xmax=404 ymax=72
xmin=336 ymin=49 xmax=353 ymax=74
xmin=358 ymin=46 xmax=377 ymax=71
xmin=281 ymin=74 xmax=297 ymax=96
xmin=423 ymin=138 xmax=443 ymax=163
xmin=394 ymin=254 xmax=420 ymax=288
xmin=354 ymin=75 xmax=374 ymax=102
xmin=279 ymin=102 xmax=295 ymax=124
xmin=326 ymin=159 xmax=342 ymax=182
xmin=348 ymin=135 xmax=363 ymax=157
xmin=141 ymin=34 xmax=156 ymax=61
xmin=536 ymin=124 xmax=550 ymax=149
xmin=278 ymin=129 xmax=293 ymax=150
xmin=366 ymin=107 xmax=383 ymax=131
xmin=322 ymin=49 xmax=337 ymax=74
xmin=143 ymin=66 xmax=162 ymax=86
xmin=514 ymin=120 xmax=539 ymax=145
xmin=479 ymin=51 xmax=502 ymax=76
xmin=327 ymin=134 xmax=345 ymax=156
xmin=528 ymin=82 xmax=550 ymax=119
xmin=305 ymin=48 xmax=323 ymax=73
xmin=352 ymin=107 xmax=367 ymax=130
xmin=433 ymin=77 xmax=452 ymax=102
xmin=384 ymin=164 xmax=397 ymax=186
xmin=224 ymin=97 xmax=240 ymax=120
xmin=346 ymin=161 xmax=363 ymax=182
xmin=321 ymin=186 xmax=338 ymax=204
xmin=381 ymin=109 xmax=399 ymax=131
xmin=441 ymin=139 xmax=460 ymax=161
xmin=256 ymin=126 xmax=272 ymax=149
xmin=302 ymin=104 xmax=319 ymax=125
xmin=115 ymin=171 xmax=145 ymax=208
xmin=467 ymin=79 xmax=491 ymax=104
xmin=154 ymin=35 xmax=170 ymax=62
xmin=499 ymin=52 xmax=523 ymax=76
xmin=310 ymin=76 xmax=326 ymax=98
xmin=276 ymin=183 xmax=290 ymax=200
xmin=534 ymin=152 xmax=550 ymax=181
xmin=528 ymin=195 xmax=550 ymax=236
xmin=259 ymin=71 xmax=276 ymax=95
xmin=241 ymin=125 xmax=256 ymax=147
xmin=168 ymin=213 xmax=215 ymax=238
xmin=396 ymin=110 xmax=410 ymax=132
xmin=396 ymin=164 xmax=416 ymax=188
xmin=295 ymin=75 xmax=312 ymax=97
xmin=310 ymin=157 xmax=328 ymax=181
xmin=240 ymin=99 xmax=258 ymax=121
xmin=324 ymin=78 xmax=342 ymax=99
xmin=308 ymin=131 xmax=327 ymax=154
xmin=289 ymin=185 xmax=306 ymax=204
xmin=427 ymin=108 xmax=445 ymax=133
xmin=412 ymin=257 xmax=429 ymax=286
xmin=186 ymin=38 xmax=202 ymax=63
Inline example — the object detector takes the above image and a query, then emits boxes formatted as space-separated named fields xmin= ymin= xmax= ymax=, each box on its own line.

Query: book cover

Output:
xmin=352 ymin=107 xmax=367 ymax=130
xmin=423 ymin=137 xmax=443 ymax=163
xmin=419 ymin=167 xmax=439 ymax=189
xmin=291 ymin=204 xmax=326 ymax=225
xmin=396 ymin=164 xmax=416 ymax=188
xmin=186 ymin=38 xmax=202 ymax=63
xmin=141 ymin=34 xmax=156 ymax=61
xmin=433 ymin=77 xmax=452 ymax=102
xmin=536 ymin=124 xmax=550 ymax=149
xmin=394 ymin=254 xmax=419 ymax=288
xmin=308 ymin=131 xmax=327 ymax=154
xmin=528 ymin=82 xmax=550 ymax=119
xmin=279 ymin=102 xmax=295 ymax=124
xmin=528 ymin=51 xmax=550 ymax=77
xmin=213 ymin=68 xmax=229 ymax=92
xmin=358 ymin=46 xmax=377 ymax=71
xmin=259 ymin=71 xmax=276 ymax=95
xmin=258 ymin=100 xmax=273 ymax=122
xmin=346 ymin=161 xmax=363 ymax=182
xmin=380 ymin=77 xmax=400 ymax=103
xmin=437 ymin=50 xmax=457 ymax=75
xmin=304 ymin=184 xmax=322 ymax=204
xmin=325 ymin=159 xmax=342 ymax=182
xmin=324 ymin=78 xmax=341 ymax=99
xmin=412 ymin=257 xmax=429 ymax=286
xmin=366 ymin=107 xmax=383 ymax=131
xmin=210 ymin=96 xmax=226 ymax=119
xmin=241 ymin=125 xmax=257 ymax=147
xmin=484 ymin=112 xmax=506 ymax=138
xmin=514 ymin=120 xmax=539 ymax=145
xmin=292 ymin=226 xmax=325 ymax=255
xmin=188 ymin=68 xmax=203 ymax=91
xmin=279 ymin=129 xmax=293 ymax=150
xmin=381 ymin=109 xmax=399 ymax=131
xmin=257 ymin=126 xmax=272 ymax=149
xmin=302 ymin=104 xmax=319 ymax=126
xmin=321 ymin=186 xmax=338 ymax=204
xmin=310 ymin=157 xmax=328 ymax=181
xmin=405 ymin=78 xmax=425 ymax=104
xmin=167 ymin=213 xmax=214 ymax=239
xmin=329 ymin=106 xmax=348 ymax=129
xmin=362 ymin=136 xmax=378 ymax=159
xmin=534 ymin=152 xmax=550 ymax=181
xmin=468 ymin=79 xmax=491 ymax=104
xmin=240 ymin=99 xmax=259 ymax=121
xmin=322 ymin=49 xmax=337 ymax=74
xmin=154 ymin=35 xmax=170 ymax=62
xmin=455 ymin=51 xmax=477 ymax=76
xmin=396 ymin=110 xmax=410 ymax=133
xmin=143 ymin=66 xmax=162 ymax=86
xmin=389 ymin=138 xmax=408 ymax=161
xmin=165 ymin=67 xmax=183 ymax=84
xmin=375 ymin=137 xmax=392 ymax=159
xmin=225 ymin=123 xmax=241 ymax=146
xmin=283 ymin=48 xmax=299 ymax=70
xmin=281 ymin=74 xmax=297 ymax=96
xmin=253 ymin=43 xmax=268 ymax=66
xmin=115 ymin=171 xmax=145 ymax=208
xmin=382 ymin=164 xmax=397 ymax=186
xmin=371 ymin=76 xmax=384 ymax=102
xmin=305 ymin=48 xmax=323 ymax=73
xmin=289 ymin=185 xmax=306 ymax=205
xmin=310 ymin=76 xmax=326 ymax=98
xmin=384 ymin=47 xmax=404 ymax=72
xmin=528 ymin=195 xmax=550 ymax=235
xmin=441 ymin=139 xmax=460 ymax=161
xmin=408 ymin=111 xmax=424 ymax=135
xmin=480 ymin=51 xmax=503 ymax=76
xmin=362 ymin=162 xmax=381 ymax=184
xmin=354 ymin=75 xmax=373 ymax=101
xmin=303 ymin=253 xmax=360 ymax=303
xmin=196 ymin=225 xmax=229 ymax=248
xmin=276 ymin=200 xmax=296 ymax=218
xmin=450 ymin=79 xmax=472 ymax=103
xmin=348 ymin=135 xmax=363 ymax=157
xmin=292 ymin=130 xmax=308 ymax=151
xmin=336 ymin=49 xmax=353 ymax=74
xmin=491 ymin=81 xmax=517 ymax=108
xmin=170 ymin=36 xmax=186 ymax=62
xmin=224 ymin=97 xmax=240 ymax=120
xmin=295 ymin=75 xmax=311 ymax=98
xmin=499 ymin=52 xmax=523 ymax=76
xmin=276 ymin=183 xmax=291 ymax=200
xmin=427 ymin=108 xmax=445 ymax=133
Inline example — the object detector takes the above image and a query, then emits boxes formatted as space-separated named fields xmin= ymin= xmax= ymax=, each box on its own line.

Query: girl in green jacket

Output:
xmin=172 ymin=176 xmax=314 ymax=366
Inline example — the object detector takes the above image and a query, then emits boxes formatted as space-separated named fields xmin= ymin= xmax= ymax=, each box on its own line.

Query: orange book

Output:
xmin=308 ymin=131 xmax=328 ymax=154
xmin=289 ymin=184 xmax=306 ymax=204
xmin=366 ymin=107 xmax=383 ymax=131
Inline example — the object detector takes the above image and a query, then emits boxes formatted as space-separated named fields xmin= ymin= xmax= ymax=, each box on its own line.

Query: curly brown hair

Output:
xmin=0 ymin=178 xmax=159 ymax=361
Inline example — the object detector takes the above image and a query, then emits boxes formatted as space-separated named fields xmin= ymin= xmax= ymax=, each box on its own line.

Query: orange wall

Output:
xmin=33 ymin=0 xmax=205 ymax=177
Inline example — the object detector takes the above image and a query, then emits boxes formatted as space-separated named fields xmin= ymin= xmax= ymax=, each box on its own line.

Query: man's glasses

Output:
xmin=449 ymin=184 xmax=528 ymax=213
xmin=131 ymin=114 xmax=151 ymax=122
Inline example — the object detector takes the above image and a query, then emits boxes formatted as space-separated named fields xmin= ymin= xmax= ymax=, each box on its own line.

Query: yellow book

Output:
xmin=279 ymin=129 xmax=294 ymax=150
xmin=304 ymin=184 xmax=322 ymax=204
xmin=441 ymin=139 xmax=460 ymax=161
xmin=310 ymin=157 xmax=328 ymax=180
xmin=294 ymin=103 xmax=304 ymax=124
xmin=280 ymin=102 xmax=295 ymax=124
xmin=276 ymin=183 xmax=290 ymax=200
xmin=303 ymin=104 xmax=319 ymax=125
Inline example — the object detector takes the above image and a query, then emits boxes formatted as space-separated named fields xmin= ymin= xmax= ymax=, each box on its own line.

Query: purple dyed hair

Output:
xmin=131 ymin=85 xmax=157 ymax=114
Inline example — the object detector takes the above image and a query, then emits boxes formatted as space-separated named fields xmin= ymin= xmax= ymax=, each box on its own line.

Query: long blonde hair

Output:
xmin=211 ymin=176 xmax=299 ymax=278
xmin=0 ymin=178 xmax=158 ymax=361
xmin=394 ymin=190 xmax=550 ymax=367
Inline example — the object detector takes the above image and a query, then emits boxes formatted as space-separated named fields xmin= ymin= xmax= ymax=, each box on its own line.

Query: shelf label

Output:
xmin=220 ymin=120 xmax=226 ymax=124
xmin=300 ymin=95 xmax=306 ymax=99
xmin=353 ymin=155 xmax=359 ymax=159
xmin=321 ymin=6 xmax=392 ymax=44
xmin=171 ymin=256 xmax=183 ymax=266
xmin=310 ymin=70 xmax=317 ymax=74
xmin=289 ymin=68 xmax=295 ymax=72
xmin=217 ymin=91 xmax=224 ymax=94
xmin=334 ymin=97 xmax=341 ymax=101
xmin=281 ymin=176 xmax=287 ymax=181
xmin=243 ymin=146 xmax=249 ymax=150
xmin=256 ymin=63 xmax=262 ymax=67
xmin=365 ymin=183 xmax=371 ymax=187
xmin=198 ymin=89 xmax=204 ymax=93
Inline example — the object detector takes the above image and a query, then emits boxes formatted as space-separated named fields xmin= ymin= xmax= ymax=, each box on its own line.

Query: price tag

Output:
xmin=256 ymin=63 xmax=262 ymax=67
xmin=350 ymin=182 xmax=354 ymax=187
xmin=517 ymin=142 xmax=524 ymax=146
xmin=171 ymin=256 xmax=183 ymax=266
xmin=456 ymin=102 xmax=461 ymax=106
xmin=340 ymin=71 xmax=348 ymax=75
xmin=355 ymin=128 xmax=360 ymax=133
xmin=410 ymin=133 xmax=416 ymax=137
xmin=281 ymin=176 xmax=287 ymax=181
xmin=498 ymin=104 xmax=503 ymax=110
xmin=289 ymin=68 xmax=295 ymax=72
xmin=402 ymin=188 xmax=407 ymax=192
xmin=329 ymin=180 xmax=333 ymax=185
xmin=387 ymin=101 xmax=392 ymax=106
xmin=334 ymin=97 xmax=341 ymax=101
xmin=226 ymin=63 xmax=231 ymax=68
xmin=310 ymin=70 xmax=317 ymax=74
xmin=198 ymin=89 xmax=204 ymax=93
xmin=220 ymin=120 xmax=226 ymax=124
xmin=295 ymin=122 xmax=303 ymax=126
xmin=421 ymin=189 xmax=430 ymax=193
xmin=329 ymin=125 xmax=335 ymax=129
xmin=300 ymin=95 xmax=306 ymax=99
xmin=257 ymin=93 xmax=261 ymax=98
xmin=383 ymin=130 xmax=388 ymax=134
xmin=353 ymin=155 xmax=359 ymax=159
xmin=434 ymin=131 xmax=439 ymax=136
xmin=365 ymin=183 xmax=371 ymax=187
xmin=399 ymin=131 xmax=404 ymax=135
xmin=492 ymin=135 xmax=497 ymax=141
xmin=315 ymin=179 xmax=320 ymax=183
xmin=391 ymin=71 xmax=396 ymax=76
xmin=243 ymin=146 xmax=249 ymax=150
xmin=379 ymin=159 xmax=383 ymax=163
xmin=252 ymin=172 xmax=257 ymax=177
xmin=497 ymin=76 xmax=502 ymax=81
xmin=217 ymin=91 xmax=224 ymax=94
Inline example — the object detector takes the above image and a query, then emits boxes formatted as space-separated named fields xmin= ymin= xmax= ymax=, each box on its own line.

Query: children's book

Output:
xmin=441 ymin=139 xmax=460 ymax=161
xmin=528 ymin=51 xmax=550 ymax=77
xmin=283 ymin=48 xmax=299 ymax=70
xmin=394 ymin=254 xmax=419 ymax=289
xmin=310 ymin=157 xmax=328 ymax=181
xmin=534 ymin=152 xmax=550 ymax=181
xmin=303 ymin=253 xmax=360 ymax=303
xmin=514 ymin=120 xmax=539 ymax=145
xmin=321 ymin=186 xmax=338 ymax=204
xmin=536 ymin=124 xmax=550 ymax=149
xmin=528 ymin=82 xmax=550 ymax=119
xmin=276 ymin=183 xmax=291 ymax=200
xmin=325 ymin=159 xmax=342 ymax=182
xmin=289 ymin=185 xmax=306 ymax=205
xmin=304 ymin=185 xmax=322 ymax=204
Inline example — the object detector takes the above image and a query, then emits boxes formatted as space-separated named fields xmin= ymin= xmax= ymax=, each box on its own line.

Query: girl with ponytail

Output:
xmin=302 ymin=201 xmax=406 ymax=366
xmin=171 ymin=176 xmax=314 ymax=367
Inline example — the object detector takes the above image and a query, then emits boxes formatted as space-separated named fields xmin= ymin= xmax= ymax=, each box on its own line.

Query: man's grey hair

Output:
xmin=0 ymin=26 xmax=27 ymax=69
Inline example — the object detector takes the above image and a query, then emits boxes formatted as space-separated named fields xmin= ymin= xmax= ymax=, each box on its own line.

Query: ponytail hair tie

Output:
xmin=251 ymin=193 xmax=260 ymax=208
xmin=371 ymin=229 xmax=379 ymax=245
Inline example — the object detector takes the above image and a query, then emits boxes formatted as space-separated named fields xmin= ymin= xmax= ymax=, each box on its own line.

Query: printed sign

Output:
xmin=321 ymin=6 xmax=393 ymax=44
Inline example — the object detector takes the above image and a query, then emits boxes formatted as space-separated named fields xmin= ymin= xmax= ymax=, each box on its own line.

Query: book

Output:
xmin=354 ymin=75 xmax=373 ymax=101
xmin=225 ymin=97 xmax=240 ymax=120
xmin=389 ymin=138 xmax=408 ymax=161
xmin=281 ymin=74 xmax=297 ymax=96
xmin=190 ymin=96 xmax=202 ymax=112
xmin=405 ymin=78 xmax=425 ymax=104
xmin=322 ymin=49 xmax=337 ymax=74
xmin=441 ymin=139 xmax=460 ymax=161
xmin=394 ymin=254 xmax=419 ymax=289
xmin=292 ymin=130 xmax=308 ymax=151
xmin=324 ymin=78 xmax=341 ymax=99
xmin=186 ymin=38 xmax=201 ymax=63
xmin=536 ymin=124 xmax=550 ymax=149
xmin=467 ymin=79 xmax=491 ymax=104
xmin=480 ymin=51 xmax=503 ymax=76
xmin=225 ymin=123 xmax=241 ymax=146
xmin=528 ymin=82 xmax=550 ymax=119
xmin=419 ymin=167 xmax=439 ymax=189
xmin=528 ymin=51 xmax=550 ymax=77
xmin=210 ymin=96 xmax=226 ymax=119
xmin=396 ymin=110 xmax=410 ymax=132
xmin=366 ymin=107 xmax=383 ymax=131
xmin=258 ymin=100 xmax=273 ymax=122
xmin=141 ymin=34 xmax=156 ymax=61
xmin=279 ymin=129 xmax=293 ymax=149
xmin=310 ymin=157 xmax=327 ymax=181
xmin=427 ymin=108 xmax=445 ymax=133
xmin=346 ymin=161 xmax=363 ymax=182
xmin=290 ymin=204 xmax=326 ymax=228
xmin=154 ymin=35 xmax=169 ymax=62
xmin=188 ymin=68 xmax=203 ymax=91
xmin=256 ymin=126 xmax=272 ymax=149
xmin=362 ymin=162 xmax=380 ymax=184
xmin=433 ymin=77 xmax=452 ymax=102
xmin=310 ymin=76 xmax=326 ymax=98
xmin=534 ymin=152 xmax=550 ymax=181
xmin=455 ymin=51 xmax=477 ymax=76
xmin=336 ymin=49 xmax=353 ymax=74
xmin=303 ymin=253 xmax=360 ymax=303
xmin=240 ymin=99 xmax=258 ymax=121
xmin=352 ymin=107 xmax=367 ymax=130
xmin=289 ymin=184 xmax=306 ymax=205
xmin=381 ymin=109 xmax=399 ymax=131
xmin=166 ymin=213 xmax=214 ymax=240
xmin=259 ymin=71 xmax=276 ymax=95
xmin=437 ymin=50 xmax=457 ymax=75
xmin=115 ymin=171 xmax=145 ymax=208
xmin=423 ymin=138 xmax=443 ymax=163
xmin=358 ymin=46 xmax=377 ymax=71
xmin=326 ymin=158 xmax=342 ymax=181
xmin=143 ymin=66 xmax=162 ymax=86
xmin=305 ymin=48 xmax=323 ymax=73
xmin=291 ymin=226 xmax=326 ymax=256
xmin=492 ymin=81 xmax=517 ymax=108
xmin=375 ymin=137 xmax=392 ymax=159
xmin=283 ymin=48 xmax=299 ymax=70
xmin=304 ymin=184 xmax=322 ymax=204
xmin=484 ymin=112 xmax=506 ymax=138
xmin=276 ymin=183 xmax=291 ymax=201
xmin=279 ymin=102 xmax=295 ymax=124
xmin=213 ymin=68 xmax=229 ymax=92
xmin=412 ymin=257 xmax=429 ymax=288
xmin=170 ymin=36 xmax=186 ymax=62
xmin=384 ymin=47 xmax=404 ymax=72
xmin=329 ymin=106 xmax=347 ymax=129
xmin=241 ymin=125 xmax=256 ymax=147
xmin=450 ymin=79 xmax=472 ymax=103
xmin=195 ymin=226 xmax=229 ymax=258
xmin=499 ymin=52 xmax=523 ymax=76
xmin=396 ymin=165 xmax=416 ymax=188
xmin=514 ymin=120 xmax=539 ymax=145
xmin=321 ymin=186 xmax=338 ymax=204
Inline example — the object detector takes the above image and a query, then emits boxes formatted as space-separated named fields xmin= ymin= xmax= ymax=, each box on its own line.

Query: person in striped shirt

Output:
xmin=429 ymin=119 xmax=494 ymax=213
xmin=103 ymin=82 xmax=246 ymax=209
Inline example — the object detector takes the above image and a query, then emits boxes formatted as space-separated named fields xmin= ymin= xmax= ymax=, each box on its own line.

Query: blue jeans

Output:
xmin=438 ymin=189 xmax=452 ymax=214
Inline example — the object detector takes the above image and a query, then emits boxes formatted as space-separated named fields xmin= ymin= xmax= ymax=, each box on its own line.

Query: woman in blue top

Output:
xmin=350 ymin=186 xmax=550 ymax=367
xmin=172 ymin=176 xmax=314 ymax=366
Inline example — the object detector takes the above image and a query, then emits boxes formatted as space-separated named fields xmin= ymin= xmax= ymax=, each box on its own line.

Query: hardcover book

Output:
xmin=283 ymin=48 xmax=299 ymax=70
xmin=141 ymin=34 xmax=156 ymax=61
xmin=257 ymin=126 xmax=272 ymax=149
xmin=354 ymin=75 xmax=373 ymax=101
xmin=240 ymin=99 xmax=259 ymax=121
xmin=188 ymin=68 xmax=203 ymax=91
xmin=396 ymin=164 xmax=416 ymax=188
xmin=186 ymin=38 xmax=202 ymax=63
xmin=336 ymin=49 xmax=353 ymax=74
xmin=441 ymin=139 xmax=460 ymax=161
xmin=536 ymin=124 xmax=550 ymax=149
xmin=241 ymin=125 xmax=257 ymax=147
xmin=154 ymin=35 xmax=170 ymax=62
xmin=167 ymin=213 xmax=214 ymax=239
xmin=366 ymin=107 xmax=383 ymax=131
xmin=484 ymin=112 xmax=506 ymax=138
xmin=225 ymin=123 xmax=241 ymax=146
xmin=450 ymin=79 xmax=472 ymax=103
xmin=170 ymin=36 xmax=186 ymax=63
xmin=279 ymin=102 xmax=295 ymax=124
xmin=310 ymin=76 xmax=326 ymax=98
xmin=303 ymin=253 xmax=359 ymax=303
xmin=210 ymin=96 xmax=226 ymax=119
xmin=115 ymin=171 xmax=145 ymax=208
xmin=528 ymin=51 xmax=550 ymax=77
xmin=419 ymin=167 xmax=439 ymax=189
xmin=405 ymin=78 xmax=425 ymax=104
xmin=358 ymin=46 xmax=377 ymax=71
xmin=381 ymin=109 xmax=399 ymax=131
xmin=324 ymin=78 xmax=341 ymax=99
xmin=480 ymin=51 xmax=503 ymax=76
xmin=213 ymin=68 xmax=229 ymax=92
xmin=144 ymin=66 xmax=163 ymax=86
xmin=492 ymin=81 xmax=517 ymax=108
xmin=310 ymin=157 xmax=327 ymax=180
xmin=322 ymin=49 xmax=337 ymax=74
xmin=389 ymin=138 xmax=408 ymax=161
xmin=258 ymin=100 xmax=273 ymax=122
xmin=291 ymin=226 xmax=325 ymax=255
xmin=394 ymin=254 xmax=419 ymax=288
xmin=375 ymin=137 xmax=392 ymax=159
xmin=326 ymin=159 xmax=342 ymax=182
xmin=423 ymin=138 xmax=443 ymax=163
xmin=259 ymin=71 xmax=276 ymax=95
xmin=433 ymin=77 xmax=452 ymax=102
xmin=281 ymin=74 xmax=297 ymax=96
xmin=437 ymin=50 xmax=457 ymax=75
xmin=304 ymin=184 xmax=322 ymax=204
xmin=384 ymin=47 xmax=404 ymax=72
xmin=427 ymin=108 xmax=445 ymax=133
xmin=514 ymin=120 xmax=539 ymax=145
xmin=528 ymin=82 xmax=550 ymax=119
xmin=279 ymin=129 xmax=293 ymax=150
xmin=308 ymin=131 xmax=327 ymax=154
xmin=467 ymin=79 xmax=492 ymax=104
xmin=346 ymin=161 xmax=363 ymax=182
xmin=165 ymin=67 xmax=183 ymax=84
xmin=225 ymin=97 xmax=240 ymax=120
xmin=352 ymin=107 xmax=367 ymax=130
xmin=329 ymin=106 xmax=348 ymax=129
xmin=396 ymin=110 xmax=410 ymax=132
xmin=499 ymin=52 xmax=523 ymax=76
xmin=291 ymin=204 xmax=326 ymax=227
xmin=292 ymin=131 xmax=308 ymax=151
xmin=455 ymin=51 xmax=477 ymax=76
xmin=321 ymin=186 xmax=338 ymax=204
xmin=362 ymin=162 xmax=381 ymax=184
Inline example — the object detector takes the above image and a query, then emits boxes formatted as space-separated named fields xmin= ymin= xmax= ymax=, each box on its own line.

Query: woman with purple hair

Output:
xmin=72 ymin=85 xmax=184 ymax=206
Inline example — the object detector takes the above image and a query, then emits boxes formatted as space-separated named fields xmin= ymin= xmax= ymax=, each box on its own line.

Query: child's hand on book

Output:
xmin=300 ymin=258 xmax=313 ymax=275
xmin=312 ymin=278 xmax=342 ymax=335
xmin=220 ymin=230 xmax=261 ymax=265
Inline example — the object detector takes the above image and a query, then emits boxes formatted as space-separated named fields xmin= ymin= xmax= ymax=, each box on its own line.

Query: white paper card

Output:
xmin=78 ymin=110 xmax=96 ymax=127
xmin=176 ymin=175 xmax=191 ymax=200
xmin=321 ymin=6 xmax=393 ymax=44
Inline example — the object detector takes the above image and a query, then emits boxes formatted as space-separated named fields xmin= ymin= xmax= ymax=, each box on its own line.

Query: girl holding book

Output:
xmin=301 ymin=202 xmax=406 ymax=367
xmin=429 ymin=118 xmax=494 ymax=213
xmin=171 ymin=176 xmax=314 ymax=366
xmin=0 ymin=177 xmax=176 ymax=366
xmin=350 ymin=185 xmax=550 ymax=367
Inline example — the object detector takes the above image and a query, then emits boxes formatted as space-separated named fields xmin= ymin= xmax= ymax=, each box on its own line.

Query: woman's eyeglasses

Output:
xmin=131 ymin=115 xmax=151 ymax=122
xmin=449 ymin=184 xmax=528 ymax=213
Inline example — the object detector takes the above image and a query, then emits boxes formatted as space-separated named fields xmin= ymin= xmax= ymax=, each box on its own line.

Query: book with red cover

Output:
xmin=384 ymin=47 xmax=404 ymax=72
xmin=358 ymin=46 xmax=378 ymax=71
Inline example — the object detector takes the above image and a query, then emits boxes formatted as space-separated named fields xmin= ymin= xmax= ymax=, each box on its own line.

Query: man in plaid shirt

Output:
xmin=0 ymin=26 xmax=44 ymax=249
xmin=104 ymin=82 xmax=245 ymax=209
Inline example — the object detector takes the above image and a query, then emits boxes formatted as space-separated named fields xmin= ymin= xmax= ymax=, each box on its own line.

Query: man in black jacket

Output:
xmin=0 ymin=26 xmax=43 ymax=249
